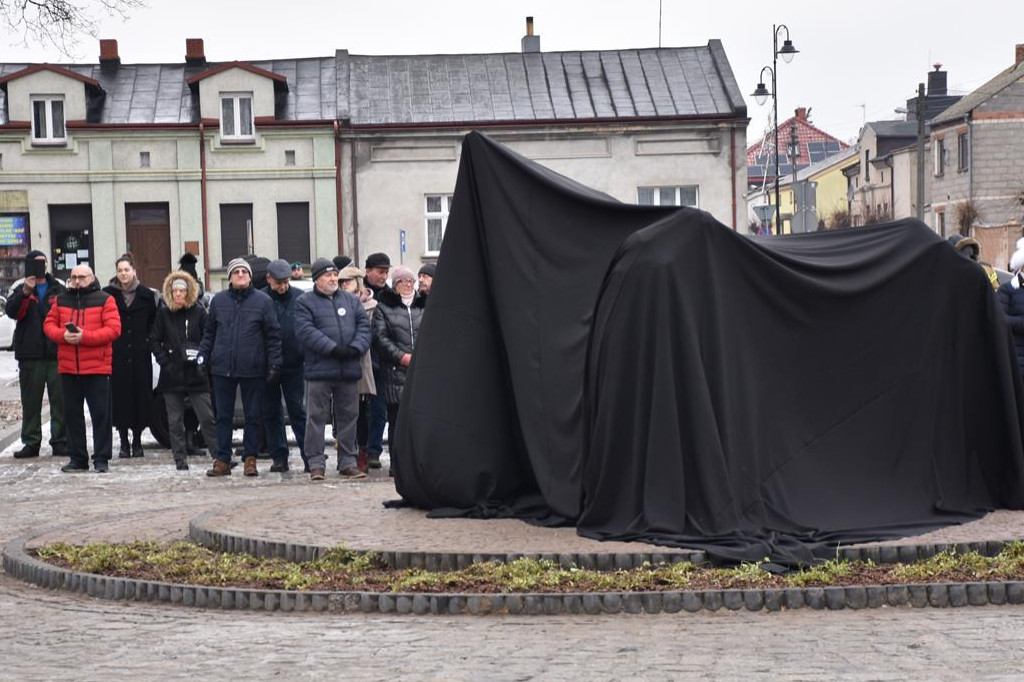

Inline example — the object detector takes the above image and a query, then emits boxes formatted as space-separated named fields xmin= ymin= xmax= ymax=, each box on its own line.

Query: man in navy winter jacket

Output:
xmin=199 ymin=258 xmax=282 ymax=477
xmin=262 ymin=259 xmax=308 ymax=473
xmin=294 ymin=257 xmax=371 ymax=480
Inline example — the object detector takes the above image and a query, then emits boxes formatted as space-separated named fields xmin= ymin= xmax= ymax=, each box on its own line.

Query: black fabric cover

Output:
xmin=393 ymin=131 xmax=1024 ymax=564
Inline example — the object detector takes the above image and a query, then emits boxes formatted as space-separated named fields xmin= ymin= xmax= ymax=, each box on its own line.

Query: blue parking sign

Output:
xmin=400 ymin=229 xmax=407 ymax=254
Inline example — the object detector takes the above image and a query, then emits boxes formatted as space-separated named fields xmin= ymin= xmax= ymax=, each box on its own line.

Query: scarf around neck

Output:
xmin=114 ymin=276 xmax=140 ymax=307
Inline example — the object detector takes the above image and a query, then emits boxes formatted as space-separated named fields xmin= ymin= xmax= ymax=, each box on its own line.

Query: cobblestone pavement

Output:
xmin=3 ymin=434 xmax=1024 ymax=679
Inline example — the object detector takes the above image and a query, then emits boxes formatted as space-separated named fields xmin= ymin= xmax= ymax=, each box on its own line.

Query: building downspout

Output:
xmin=730 ymin=125 xmax=737 ymax=230
xmin=334 ymin=120 xmax=344 ymax=255
xmin=965 ymin=114 xmax=973 ymax=206
xmin=199 ymin=121 xmax=210 ymax=286
xmin=349 ymin=138 xmax=360 ymax=264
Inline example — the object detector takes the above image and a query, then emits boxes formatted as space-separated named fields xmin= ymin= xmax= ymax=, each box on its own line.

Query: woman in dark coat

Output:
xmin=372 ymin=265 xmax=426 ymax=477
xmin=104 ymin=254 xmax=157 ymax=457
xmin=151 ymin=270 xmax=217 ymax=470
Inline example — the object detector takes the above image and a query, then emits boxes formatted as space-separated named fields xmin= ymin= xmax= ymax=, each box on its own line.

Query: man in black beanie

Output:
xmin=5 ymin=251 xmax=67 ymax=458
xmin=361 ymin=252 xmax=392 ymax=469
xmin=178 ymin=252 xmax=205 ymax=297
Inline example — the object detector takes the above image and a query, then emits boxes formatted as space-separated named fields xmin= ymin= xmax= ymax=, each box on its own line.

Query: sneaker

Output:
xmin=339 ymin=466 xmax=367 ymax=480
xmin=50 ymin=444 xmax=69 ymax=458
xmin=206 ymin=459 xmax=231 ymax=477
xmin=310 ymin=468 xmax=325 ymax=481
xmin=13 ymin=445 xmax=40 ymax=459
xmin=269 ymin=461 xmax=289 ymax=473
xmin=94 ymin=461 xmax=109 ymax=473
xmin=243 ymin=455 xmax=258 ymax=477
xmin=175 ymin=459 xmax=189 ymax=471
xmin=60 ymin=460 xmax=89 ymax=473
xmin=367 ymin=453 xmax=382 ymax=469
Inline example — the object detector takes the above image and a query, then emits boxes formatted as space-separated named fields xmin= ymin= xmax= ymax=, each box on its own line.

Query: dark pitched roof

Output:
xmin=0 ymin=63 xmax=101 ymax=89
xmin=185 ymin=61 xmax=289 ymax=89
xmin=0 ymin=40 xmax=745 ymax=127
xmin=932 ymin=60 xmax=1024 ymax=126
xmin=865 ymin=120 xmax=917 ymax=138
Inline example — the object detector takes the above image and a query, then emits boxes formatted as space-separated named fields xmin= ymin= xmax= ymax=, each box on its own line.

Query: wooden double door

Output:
xmin=125 ymin=203 xmax=172 ymax=289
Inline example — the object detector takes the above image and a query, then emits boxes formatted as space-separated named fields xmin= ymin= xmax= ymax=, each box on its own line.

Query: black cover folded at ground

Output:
xmin=392 ymin=131 xmax=1024 ymax=564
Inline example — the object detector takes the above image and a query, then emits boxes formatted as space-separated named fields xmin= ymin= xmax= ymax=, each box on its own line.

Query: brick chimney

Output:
xmin=1016 ymin=44 xmax=1024 ymax=66
xmin=521 ymin=17 xmax=540 ymax=53
xmin=99 ymin=39 xmax=120 ymax=68
xmin=185 ymin=38 xmax=206 ymax=65
xmin=795 ymin=107 xmax=808 ymax=121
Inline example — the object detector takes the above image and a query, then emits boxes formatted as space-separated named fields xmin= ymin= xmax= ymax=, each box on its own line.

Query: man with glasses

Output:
xmin=5 ymin=250 xmax=67 ymax=459
xmin=294 ymin=258 xmax=371 ymax=481
xmin=43 ymin=265 xmax=121 ymax=473
xmin=199 ymin=258 xmax=282 ymax=478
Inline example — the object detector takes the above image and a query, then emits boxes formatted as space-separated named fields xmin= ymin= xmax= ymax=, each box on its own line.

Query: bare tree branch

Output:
xmin=2 ymin=0 xmax=145 ymax=58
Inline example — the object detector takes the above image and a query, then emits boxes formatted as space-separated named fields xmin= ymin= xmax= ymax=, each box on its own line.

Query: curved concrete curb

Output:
xmin=7 ymin=532 xmax=1024 ymax=615
xmin=187 ymin=510 xmax=707 ymax=570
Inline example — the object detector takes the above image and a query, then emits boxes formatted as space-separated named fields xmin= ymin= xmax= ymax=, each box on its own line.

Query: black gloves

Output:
xmin=332 ymin=344 xmax=360 ymax=360
xmin=266 ymin=366 xmax=282 ymax=387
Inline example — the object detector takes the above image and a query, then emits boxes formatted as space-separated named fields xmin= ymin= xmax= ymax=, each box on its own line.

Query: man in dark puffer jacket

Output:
xmin=199 ymin=258 xmax=282 ymax=478
xmin=43 ymin=265 xmax=122 ymax=472
xmin=6 ymin=250 xmax=67 ymax=459
xmin=294 ymin=258 xmax=371 ymax=481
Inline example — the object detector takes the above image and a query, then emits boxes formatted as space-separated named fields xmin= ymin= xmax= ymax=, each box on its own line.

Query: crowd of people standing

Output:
xmin=6 ymin=248 xmax=431 ymax=480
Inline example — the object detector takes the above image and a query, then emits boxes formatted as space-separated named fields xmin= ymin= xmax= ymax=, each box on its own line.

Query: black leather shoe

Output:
xmin=94 ymin=461 xmax=109 ymax=473
xmin=131 ymin=442 xmax=145 ymax=458
xmin=61 ymin=460 xmax=89 ymax=473
xmin=13 ymin=445 xmax=40 ymax=459
xmin=269 ymin=461 xmax=289 ymax=473
xmin=175 ymin=459 xmax=189 ymax=471
xmin=118 ymin=442 xmax=131 ymax=459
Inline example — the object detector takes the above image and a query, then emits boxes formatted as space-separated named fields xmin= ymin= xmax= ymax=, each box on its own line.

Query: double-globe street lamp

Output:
xmin=752 ymin=25 xmax=798 ymax=235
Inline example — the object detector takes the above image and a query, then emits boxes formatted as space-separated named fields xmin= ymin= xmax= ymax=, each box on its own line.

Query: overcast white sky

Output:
xmin=2 ymin=0 xmax=1022 ymax=145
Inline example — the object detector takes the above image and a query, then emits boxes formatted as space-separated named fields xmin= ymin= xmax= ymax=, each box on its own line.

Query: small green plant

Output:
xmin=33 ymin=540 xmax=1024 ymax=594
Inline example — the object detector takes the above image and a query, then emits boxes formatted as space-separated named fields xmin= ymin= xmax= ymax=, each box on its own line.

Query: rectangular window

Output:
xmin=637 ymin=186 xmax=699 ymax=207
xmin=285 ymin=150 xmax=296 ymax=166
xmin=957 ymin=133 xmax=969 ymax=172
xmin=276 ymin=202 xmax=310 ymax=264
xmin=864 ymin=151 xmax=870 ymax=182
xmin=140 ymin=151 xmax=150 ymax=168
xmin=220 ymin=203 xmax=253 ymax=265
xmin=934 ymin=138 xmax=945 ymax=177
xmin=30 ymin=96 xmax=66 ymax=145
xmin=220 ymin=93 xmax=254 ymax=142
xmin=425 ymin=194 xmax=453 ymax=254
xmin=937 ymin=211 xmax=946 ymax=236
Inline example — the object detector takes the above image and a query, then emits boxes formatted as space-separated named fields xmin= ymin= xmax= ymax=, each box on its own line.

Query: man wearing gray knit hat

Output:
xmin=199 ymin=255 xmax=282 ymax=478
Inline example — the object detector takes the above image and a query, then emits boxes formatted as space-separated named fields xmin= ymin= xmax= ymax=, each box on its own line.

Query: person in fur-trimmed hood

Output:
xmin=150 ymin=270 xmax=217 ymax=470
xmin=948 ymin=234 xmax=999 ymax=290
xmin=998 ymin=237 xmax=1024 ymax=375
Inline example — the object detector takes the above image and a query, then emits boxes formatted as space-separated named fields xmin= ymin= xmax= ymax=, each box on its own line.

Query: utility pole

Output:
xmin=916 ymin=83 xmax=926 ymax=221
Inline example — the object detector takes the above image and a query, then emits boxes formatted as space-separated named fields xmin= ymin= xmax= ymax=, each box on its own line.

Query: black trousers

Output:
xmin=61 ymin=374 xmax=112 ymax=466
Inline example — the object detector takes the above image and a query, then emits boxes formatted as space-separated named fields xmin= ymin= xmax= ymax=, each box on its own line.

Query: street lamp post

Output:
xmin=751 ymin=24 xmax=798 ymax=235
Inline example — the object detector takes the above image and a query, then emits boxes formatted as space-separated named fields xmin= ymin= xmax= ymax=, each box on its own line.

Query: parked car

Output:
xmin=0 ymin=297 xmax=14 ymax=350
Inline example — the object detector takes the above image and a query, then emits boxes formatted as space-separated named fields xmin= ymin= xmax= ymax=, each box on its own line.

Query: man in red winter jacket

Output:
xmin=43 ymin=265 xmax=122 ymax=473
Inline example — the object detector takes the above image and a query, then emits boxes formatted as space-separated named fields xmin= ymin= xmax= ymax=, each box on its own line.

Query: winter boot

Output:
xmin=118 ymin=429 xmax=131 ymax=459
xmin=357 ymin=446 xmax=368 ymax=473
xmin=131 ymin=430 xmax=145 ymax=458
xmin=243 ymin=455 xmax=259 ymax=477
xmin=206 ymin=459 xmax=231 ymax=477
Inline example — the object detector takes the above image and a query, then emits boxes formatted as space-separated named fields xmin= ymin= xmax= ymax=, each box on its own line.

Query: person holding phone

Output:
xmin=4 ymin=250 xmax=68 ymax=459
xmin=43 ymin=265 xmax=122 ymax=473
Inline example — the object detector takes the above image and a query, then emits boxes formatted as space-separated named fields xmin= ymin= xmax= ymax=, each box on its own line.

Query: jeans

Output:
xmin=304 ymin=379 xmax=359 ymax=472
xmin=61 ymin=374 xmax=111 ymax=467
xmin=263 ymin=369 xmax=307 ymax=468
xmin=211 ymin=375 xmax=263 ymax=463
xmin=19 ymin=358 xmax=64 ymax=448
xmin=164 ymin=390 xmax=217 ymax=462
xmin=366 ymin=370 xmax=387 ymax=455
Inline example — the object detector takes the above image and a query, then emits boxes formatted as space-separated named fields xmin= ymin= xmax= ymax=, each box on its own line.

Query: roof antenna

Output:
xmin=658 ymin=0 xmax=663 ymax=48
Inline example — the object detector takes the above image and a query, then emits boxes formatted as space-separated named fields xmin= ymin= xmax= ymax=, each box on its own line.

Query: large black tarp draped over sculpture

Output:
xmin=392 ymin=131 xmax=1024 ymax=564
